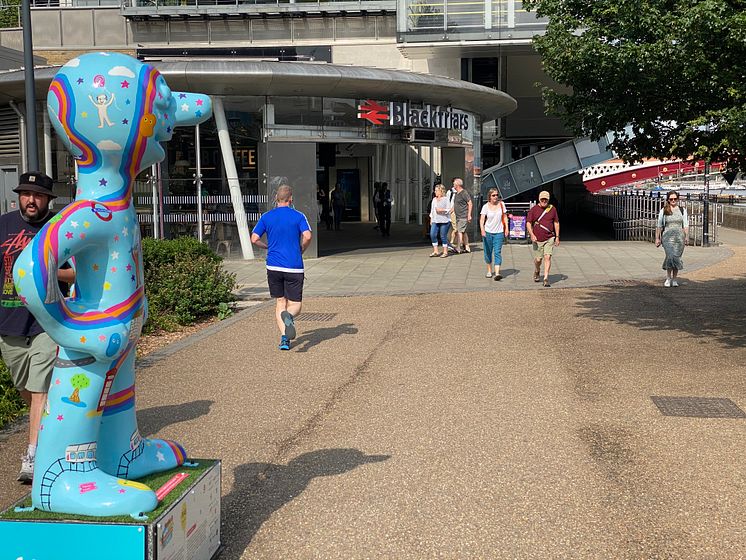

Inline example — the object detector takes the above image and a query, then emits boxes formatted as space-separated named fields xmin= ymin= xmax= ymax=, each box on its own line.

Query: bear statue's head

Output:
xmin=47 ymin=52 xmax=212 ymax=185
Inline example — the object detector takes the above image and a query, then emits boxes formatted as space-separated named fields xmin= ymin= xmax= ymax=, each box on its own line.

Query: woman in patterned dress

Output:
xmin=655 ymin=190 xmax=689 ymax=287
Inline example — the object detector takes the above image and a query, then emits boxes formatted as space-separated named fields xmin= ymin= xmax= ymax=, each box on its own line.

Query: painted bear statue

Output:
xmin=13 ymin=52 xmax=212 ymax=518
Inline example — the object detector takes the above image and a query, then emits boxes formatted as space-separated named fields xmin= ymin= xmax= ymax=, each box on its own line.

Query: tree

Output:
xmin=68 ymin=373 xmax=91 ymax=404
xmin=523 ymin=0 xmax=746 ymax=171
xmin=0 ymin=0 xmax=20 ymax=29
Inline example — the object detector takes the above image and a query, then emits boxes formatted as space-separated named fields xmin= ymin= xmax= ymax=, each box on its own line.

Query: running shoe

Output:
xmin=279 ymin=336 xmax=291 ymax=351
xmin=280 ymin=311 xmax=296 ymax=339
xmin=671 ymin=279 xmax=679 ymax=287
xmin=664 ymin=278 xmax=671 ymax=287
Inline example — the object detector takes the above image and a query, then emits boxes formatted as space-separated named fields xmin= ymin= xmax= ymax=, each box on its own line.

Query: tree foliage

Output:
xmin=523 ymin=0 xmax=746 ymax=170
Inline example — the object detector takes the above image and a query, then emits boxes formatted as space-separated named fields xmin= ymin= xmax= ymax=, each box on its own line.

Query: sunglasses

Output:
xmin=668 ymin=197 xmax=678 ymax=201
xmin=490 ymin=194 xmax=499 ymax=197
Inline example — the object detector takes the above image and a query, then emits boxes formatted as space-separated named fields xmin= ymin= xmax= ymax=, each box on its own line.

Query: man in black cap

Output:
xmin=0 ymin=171 xmax=74 ymax=482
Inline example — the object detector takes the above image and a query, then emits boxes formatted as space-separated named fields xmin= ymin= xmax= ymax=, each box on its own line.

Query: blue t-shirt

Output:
xmin=252 ymin=206 xmax=311 ymax=273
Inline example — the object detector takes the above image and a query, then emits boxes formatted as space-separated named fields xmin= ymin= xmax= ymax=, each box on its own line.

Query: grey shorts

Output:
xmin=0 ymin=332 xmax=56 ymax=393
xmin=456 ymin=218 xmax=469 ymax=233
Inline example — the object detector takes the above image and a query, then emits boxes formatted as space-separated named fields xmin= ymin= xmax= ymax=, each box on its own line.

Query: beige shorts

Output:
xmin=532 ymin=237 xmax=556 ymax=260
xmin=0 ymin=332 xmax=56 ymax=393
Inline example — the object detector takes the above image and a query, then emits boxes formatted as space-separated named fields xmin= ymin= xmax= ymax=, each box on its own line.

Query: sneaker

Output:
xmin=18 ymin=453 xmax=33 ymax=483
xmin=494 ymin=274 xmax=502 ymax=281
xmin=280 ymin=311 xmax=296 ymax=340
xmin=671 ymin=279 xmax=679 ymax=287
xmin=485 ymin=272 xmax=494 ymax=278
xmin=464 ymin=246 xmax=471 ymax=253
xmin=279 ymin=336 xmax=290 ymax=351
xmin=664 ymin=278 xmax=671 ymax=287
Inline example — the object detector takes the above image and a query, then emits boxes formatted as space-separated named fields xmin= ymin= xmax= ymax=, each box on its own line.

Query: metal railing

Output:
xmin=588 ymin=192 xmax=721 ymax=246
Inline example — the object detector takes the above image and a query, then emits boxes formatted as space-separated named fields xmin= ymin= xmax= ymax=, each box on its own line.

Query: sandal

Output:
xmin=429 ymin=252 xmax=439 ymax=257
xmin=533 ymin=271 xmax=541 ymax=282
xmin=543 ymin=278 xmax=551 ymax=287
xmin=439 ymin=252 xmax=448 ymax=258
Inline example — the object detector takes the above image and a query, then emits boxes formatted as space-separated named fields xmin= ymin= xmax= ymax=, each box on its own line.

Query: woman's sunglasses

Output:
xmin=668 ymin=197 xmax=678 ymax=201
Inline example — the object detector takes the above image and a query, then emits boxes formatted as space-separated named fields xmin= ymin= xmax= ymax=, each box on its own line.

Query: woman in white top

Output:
xmin=655 ymin=190 xmax=689 ymax=287
xmin=428 ymin=184 xmax=452 ymax=258
xmin=480 ymin=188 xmax=509 ymax=280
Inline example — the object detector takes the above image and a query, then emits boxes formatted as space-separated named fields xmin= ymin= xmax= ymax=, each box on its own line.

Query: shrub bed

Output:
xmin=0 ymin=238 xmax=237 ymax=428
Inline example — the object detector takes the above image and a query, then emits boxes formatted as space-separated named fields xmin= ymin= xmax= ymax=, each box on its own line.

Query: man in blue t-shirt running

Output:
xmin=251 ymin=184 xmax=312 ymax=350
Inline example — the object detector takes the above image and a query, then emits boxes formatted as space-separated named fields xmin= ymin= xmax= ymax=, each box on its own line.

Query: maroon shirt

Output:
xmin=527 ymin=204 xmax=558 ymax=242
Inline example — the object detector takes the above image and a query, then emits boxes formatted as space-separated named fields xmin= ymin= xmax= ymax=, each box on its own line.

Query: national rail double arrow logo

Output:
xmin=357 ymin=99 xmax=389 ymax=125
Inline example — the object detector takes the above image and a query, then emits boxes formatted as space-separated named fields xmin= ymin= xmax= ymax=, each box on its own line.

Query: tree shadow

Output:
xmin=137 ymin=400 xmax=214 ymax=436
xmin=292 ymin=323 xmax=358 ymax=353
xmin=575 ymin=275 xmax=746 ymax=348
xmin=220 ymin=448 xmax=390 ymax=559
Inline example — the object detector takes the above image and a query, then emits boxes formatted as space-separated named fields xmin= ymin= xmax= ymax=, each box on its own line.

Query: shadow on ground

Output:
xmin=220 ymin=449 xmax=390 ymax=559
xmin=137 ymin=399 xmax=214 ymax=436
xmin=576 ymin=276 xmax=746 ymax=348
xmin=292 ymin=323 xmax=358 ymax=353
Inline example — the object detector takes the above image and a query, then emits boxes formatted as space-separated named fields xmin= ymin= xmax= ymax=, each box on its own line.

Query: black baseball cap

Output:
xmin=13 ymin=171 xmax=57 ymax=199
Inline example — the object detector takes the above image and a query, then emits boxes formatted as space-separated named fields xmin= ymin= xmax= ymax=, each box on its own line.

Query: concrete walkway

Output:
xmin=226 ymin=235 xmax=732 ymax=300
xmin=1 ymin=229 xmax=745 ymax=559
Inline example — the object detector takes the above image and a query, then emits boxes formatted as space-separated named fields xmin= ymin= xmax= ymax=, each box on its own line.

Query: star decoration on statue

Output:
xmin=57 ymin=414 xmax=64 ymax=421
xmin=121 ymin=80 xmax=129 ymax=88
xmin=77 ymin=78 xmax=84 ymax=84
xmin=156 ymin=451 xmax=166 ymax=462
xmin=195 ymin=110 xmax=202 ymax=118
xmin=196 ymin=99 xmax=203 ymax=106
xmin=92 ymin=264 xmax=99 ymax=271
xmin=65 ymin=232 xmax=73 ymax=239
xmin=126 ymin=264 xmax=132 ymax=271
xmin=179 ymin=93 xmax=187 ymax=99
xmin=122 ymin=118 xmax=128 ymax=125
xmin=81 ymin=112 xmax=88 ymax=118
xmin=111 ymin=267 xmax=117 ymax=273
xmin=103 ymin=281 xmax=111 ymax=291
xmin=99 ymin=178 xmax=107 ymax=186
xmin=99 ymin=335 xmax=107 ymax=342
xmin=64 ymin=248 xmax=70 ymax=256
xmin=114 ymin=235 xmax=120 ymax=242
xmin=181 ymin=103 xmax=189 ymax=112
xmin=79 ymin=233 xmax=86 ymax=240
xmin=80 ymin=336 xmax=86 ymax=343
xmin=131 ymin=274 xmax=136 ymax=282
xmin=125 ymin=99 xmax=131 ymax=105
xmin=122 ymin=226 xmax=129 ymax=237
xmin=83 ymin=221 xmax=91 ymax=228
xmin=71 ymin=221 xmax=79 ymax=228
xmin=167 ymin=126 xmax=172 ymax=133
xmin=111 ymin=251 xmax=119 ymax=260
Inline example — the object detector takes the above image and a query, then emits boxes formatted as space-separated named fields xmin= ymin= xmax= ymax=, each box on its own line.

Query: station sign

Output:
xmin=357 ymin=99 xmax=470 ymax=131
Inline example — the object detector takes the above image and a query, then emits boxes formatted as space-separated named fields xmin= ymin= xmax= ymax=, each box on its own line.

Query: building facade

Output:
xmin=0 ymin=0 xmax=582 ymax=257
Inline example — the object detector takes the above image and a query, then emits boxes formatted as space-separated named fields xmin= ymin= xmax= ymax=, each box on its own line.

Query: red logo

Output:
xmin=357 ymin=100 xmax=389 ymax=125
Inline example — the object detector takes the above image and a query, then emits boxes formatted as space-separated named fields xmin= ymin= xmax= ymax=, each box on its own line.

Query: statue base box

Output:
xmin=0 ymin=459 xmax=221 ymax=560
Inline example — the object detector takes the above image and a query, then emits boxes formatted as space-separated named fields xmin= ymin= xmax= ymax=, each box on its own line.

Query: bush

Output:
xmin=142 ymin=237 xmax=236 ymax=333
xmin=0 ymin=359 xmax=27 ymax=430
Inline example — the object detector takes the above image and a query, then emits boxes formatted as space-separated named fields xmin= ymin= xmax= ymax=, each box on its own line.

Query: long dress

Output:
xmin=657 ymin=207 xmax=687 ymax=271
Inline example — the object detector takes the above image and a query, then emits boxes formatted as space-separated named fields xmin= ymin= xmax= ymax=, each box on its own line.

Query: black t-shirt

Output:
xmin=0 ymin=210 xmax=57 ymax=337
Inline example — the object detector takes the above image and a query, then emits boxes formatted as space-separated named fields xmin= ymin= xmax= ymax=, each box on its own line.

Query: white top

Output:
xmin=430 ymin=196 xmax=452 ymax=224
xmin=480 ymin=202 xmax=506 ymax=234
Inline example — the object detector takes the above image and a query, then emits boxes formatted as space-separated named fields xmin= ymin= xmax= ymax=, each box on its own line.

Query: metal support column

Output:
xmin=417 ymin=146 xmax=423 ymax=226
xmin=22 ymin=0 xmax=38 ymax=171
xmin=213 ymin=96 xmax=254 ymax=260
xmin=194 ymin=124 xmax=204 ymax=243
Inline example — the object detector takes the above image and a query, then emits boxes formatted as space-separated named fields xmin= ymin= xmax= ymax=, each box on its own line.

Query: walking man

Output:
xmin=526 ymin=190 xmax=560 ymax=287
xmin=0 ymin=172 xmax=75 ymax=482
xmin=452 ymin=178 xmax=472 ymax=253
xmin=251 ymin=184 xmax=312 ymax=350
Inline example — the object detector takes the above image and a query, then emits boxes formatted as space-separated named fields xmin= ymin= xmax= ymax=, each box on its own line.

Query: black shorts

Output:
xmin=267 ymin=270 xmax=305 ymax=301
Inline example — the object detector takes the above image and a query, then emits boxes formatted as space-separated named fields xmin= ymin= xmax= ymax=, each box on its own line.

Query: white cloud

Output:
xmin=63 ymin=58 xmax=80 ymax=68
xmin=108 ymin=66 xmax=135 ymax=78
xmin=97 ymin=140 xmax=122 ymax=151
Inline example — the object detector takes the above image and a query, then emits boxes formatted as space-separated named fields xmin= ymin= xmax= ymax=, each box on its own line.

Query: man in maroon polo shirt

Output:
xmin=526 ymin=190 xmax=560 ymax=287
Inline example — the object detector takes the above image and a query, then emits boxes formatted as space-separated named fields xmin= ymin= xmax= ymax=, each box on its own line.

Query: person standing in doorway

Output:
xmin=0 ymin=172 xmax=75 ymax=482
xmin=480 ymin=188 xmax=509 ymax=279
xmin=447 ymin=180 xmax=458 ymax=251
xmin=452 ymin=178 xmax=472 ymax=253
xmin=526 ymin=190 xmax=560 ymax=287
xmin=655 ymin=190 xmax=688 ymax=287
xmin=251 ymin=184 xmax=312 ymax=350
xmin=378 ymin=182 xmax=392 ymax=237
xmin=331 ymin=183 xmax=346 ymax=231
xmin=372 ymin=182 xmax=381 ymax=230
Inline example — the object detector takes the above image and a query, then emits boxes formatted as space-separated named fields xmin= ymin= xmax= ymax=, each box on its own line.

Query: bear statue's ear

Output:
xmin=172 ymin=93 xmax=212 ymax=127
